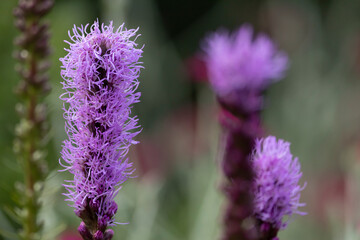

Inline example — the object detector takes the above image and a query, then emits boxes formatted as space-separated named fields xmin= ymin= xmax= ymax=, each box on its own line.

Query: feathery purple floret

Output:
xmin=252 ymin=136 xmax=306 ymax=230
xmin=59 ymin=20 xmax=143 ymax=229
xmin=203 ymin=24 xmax=288 ymax=98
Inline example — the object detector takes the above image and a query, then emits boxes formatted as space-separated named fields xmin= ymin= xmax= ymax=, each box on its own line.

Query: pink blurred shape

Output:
xmin=59 ymin=230 xmax=82 ymax=240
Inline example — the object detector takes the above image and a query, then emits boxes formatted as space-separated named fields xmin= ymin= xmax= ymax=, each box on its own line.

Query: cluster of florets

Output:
xmin=59 ymin=20 xmax=143 ymax=226
xmin=203 ymin=25 xmax=288 ymax=111
xmin=252 ymin=136 xmax=306 ymax=230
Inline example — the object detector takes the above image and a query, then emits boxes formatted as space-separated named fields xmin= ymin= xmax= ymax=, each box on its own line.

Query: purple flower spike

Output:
xmin=203 ymin=25 xmax=288 ymax=113
xmin=252 ymin=136 xmax=306 ymax=237
xmin=204 ymin=24 xmax=288 ymax=96
xmin=202 ymin=24 xmax=290 ymax=240
xmin=59 ymin=20 xmax=143 ymax=238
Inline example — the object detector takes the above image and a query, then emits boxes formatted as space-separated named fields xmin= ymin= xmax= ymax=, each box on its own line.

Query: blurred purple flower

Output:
xmin=202 ymin=24 xmax=290 ymax=240
xmin=252 ymin=136 xmax=306 ymax=233
xmin=203 ymin=25 xmax=288 ymax=114
xmin=59 ymin=20 xmax=143 ymax=237
xmin=204 ymin=24 xmax=288 ymax=96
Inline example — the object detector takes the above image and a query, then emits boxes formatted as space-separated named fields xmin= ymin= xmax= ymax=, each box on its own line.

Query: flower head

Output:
xmin=203 ymin=24 xmax=288 ymax=98
xmin=59 ymin=20 xmax=143 ymax=231
xmin=252 ymin=136 xmax=306 ymax=230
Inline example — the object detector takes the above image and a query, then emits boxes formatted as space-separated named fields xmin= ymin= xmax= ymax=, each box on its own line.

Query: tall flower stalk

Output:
xmin=12 ymin=0 xmax=53 ymax=239
xmin=203 ymin=25 xmax=288 ymax=240
xmin=59 ymin=21 xmax=143 ymax=240
xmin=251 ymin=136 xmax=306 ymax=240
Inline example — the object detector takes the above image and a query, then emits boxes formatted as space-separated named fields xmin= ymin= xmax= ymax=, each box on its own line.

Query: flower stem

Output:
xmin=219 ymin=103 xmax=262 ymax=240
xmin=13 ymin=0 xmax=53 ymax=239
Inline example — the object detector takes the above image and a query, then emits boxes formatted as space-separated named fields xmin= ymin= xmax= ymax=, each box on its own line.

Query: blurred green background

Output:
xmin=1 ymin=0 xmax=360 ymax=239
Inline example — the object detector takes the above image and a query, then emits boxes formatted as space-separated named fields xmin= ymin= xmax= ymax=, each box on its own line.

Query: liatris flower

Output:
xmin=252 ymin=136 xmax=306 ymax=239
xmin=59 ymin=21 xmax=143 ymax=239
xmin=204 ymin=24 xmax=287 ymax=112
xmin=203 ymin=24 xmax=288 ymax=240
xmin=12 ymin=0 xmax=53 ymax=238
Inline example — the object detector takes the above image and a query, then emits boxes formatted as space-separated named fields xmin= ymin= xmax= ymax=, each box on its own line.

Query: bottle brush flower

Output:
xmin=252 ymin=136 xmax=306 ymax=239
xmin=59 ymin=20 xmax=143 ymax=239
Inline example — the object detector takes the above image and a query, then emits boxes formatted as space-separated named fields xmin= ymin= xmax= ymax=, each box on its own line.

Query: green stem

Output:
xmin=22 ymin=47 xmax=40 ymax=240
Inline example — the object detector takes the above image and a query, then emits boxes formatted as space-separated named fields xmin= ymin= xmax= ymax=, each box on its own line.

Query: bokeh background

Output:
xmin=1 ymin=0 xmax=360 ymax=239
